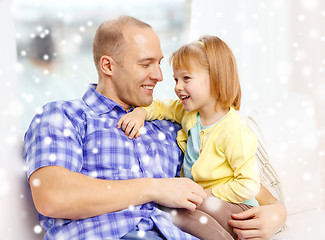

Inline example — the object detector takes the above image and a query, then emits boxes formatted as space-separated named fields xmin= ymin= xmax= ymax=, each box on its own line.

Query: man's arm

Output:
xmin=228 ymin=185 xmax=287 ymax=240
xmin=30 ymin=166 xmax=206 ymax=220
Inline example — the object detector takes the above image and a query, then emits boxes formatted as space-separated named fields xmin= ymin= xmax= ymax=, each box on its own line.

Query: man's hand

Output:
xmin=117 ymin=107 xmax=147 ymax=139
xmin=228 ymin=202 xmax=286 ymax=240
xmin=151 ymin=177 xmax=207 ymax=212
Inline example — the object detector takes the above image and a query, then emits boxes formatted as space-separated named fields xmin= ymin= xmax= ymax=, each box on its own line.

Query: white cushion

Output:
xmin=246 ymin=111 xmax=285 ymax=204
xmin=272 ymin=209 xmax=325 ymax=240
xmin=0 ymin=131 xmax=44 ymax=239
xmin=244 ymin=94 xmax=323 ymax=215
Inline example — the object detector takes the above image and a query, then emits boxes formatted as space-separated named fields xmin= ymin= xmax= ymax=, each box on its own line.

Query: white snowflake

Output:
xmin=131 ymin=165 xmax=140 ymax=172
xmin=137 ymin=230 xmax=146 ymax=238
xmin=158 ymin=132 xmax=166 ymax=140
xmin=49 ymin=154 xmax=56 ymax=162
xmin=170 ymin=210 xmax=177 ymax=216
xmin=92 ymin=148 xmax=98 ymax=154
xmin=33 ymin=225 xmax=42 ymax=234
xmin=89 ymin=171 xmax=98 ymax=178
xmin=303 ymin=172 xmax=312 ymax=181
xmin=32 ymin=178 xmax=41 ymax=187
xmin=139 ymin=127 xmax=147 ymax=135
xmin=199 ymin=216 xmax=208 ymax=224
xmin=301 ymin=0 xmax=318 ymax=9
xmin=203 ymin=196 xmax=223 ymax=212
xmin=63 ymin=129 xmax=71 ymax=137
xmin=44 ymin=137 xmax=52 ymax=145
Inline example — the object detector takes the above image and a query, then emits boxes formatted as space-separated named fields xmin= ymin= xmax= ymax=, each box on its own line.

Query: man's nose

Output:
xmin=149 ymin=64 xmax=163 ymax=82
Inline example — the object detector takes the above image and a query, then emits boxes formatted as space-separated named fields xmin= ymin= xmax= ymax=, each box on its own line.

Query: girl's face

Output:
xmin=173 ymin=67 xmax=216 ymax=113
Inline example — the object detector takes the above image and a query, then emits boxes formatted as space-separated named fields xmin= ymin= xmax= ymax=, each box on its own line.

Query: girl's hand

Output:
xmin=117 ymin=107 xmax=147 ymax=139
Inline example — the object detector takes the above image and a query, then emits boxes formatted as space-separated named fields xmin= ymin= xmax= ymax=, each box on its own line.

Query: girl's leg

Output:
xmin=197 ymin=196 xmax=251 ymax=239
xmin=161 ymin=206 xmax=233 ymax=240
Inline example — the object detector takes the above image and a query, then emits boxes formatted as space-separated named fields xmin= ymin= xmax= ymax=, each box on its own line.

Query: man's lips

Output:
xmin=142 ymin=85 xmax=154 ymax=90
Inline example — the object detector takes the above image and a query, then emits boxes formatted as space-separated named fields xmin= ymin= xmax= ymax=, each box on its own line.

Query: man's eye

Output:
xmin=142 ymin=64 xmax=150 ymax=67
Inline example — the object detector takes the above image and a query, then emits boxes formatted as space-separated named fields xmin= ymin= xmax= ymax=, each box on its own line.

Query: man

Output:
xmin=24 ymin=16 xmax=286 ymax=240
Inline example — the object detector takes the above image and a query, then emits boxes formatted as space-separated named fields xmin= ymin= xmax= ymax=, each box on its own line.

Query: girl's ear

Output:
xmin=100 ymin=55 xmax=115 ymax=76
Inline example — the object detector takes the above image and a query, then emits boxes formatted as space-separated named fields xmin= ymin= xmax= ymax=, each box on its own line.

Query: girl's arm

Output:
xmin=211 ymin=129 xmax=260 ymax=203
xmin=143 ymin=99 xmax=186 ymax=122
xmin=118 ymin=99 xmax=186 ymax=139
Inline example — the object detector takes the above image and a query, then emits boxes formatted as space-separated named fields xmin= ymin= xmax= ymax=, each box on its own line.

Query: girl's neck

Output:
xmin=199 ymin=105 xmax=229 ymax=127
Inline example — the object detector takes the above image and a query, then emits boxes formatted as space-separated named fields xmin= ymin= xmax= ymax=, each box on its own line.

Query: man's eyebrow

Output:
xmin=139 ymin=56 xmax=164 ymax=62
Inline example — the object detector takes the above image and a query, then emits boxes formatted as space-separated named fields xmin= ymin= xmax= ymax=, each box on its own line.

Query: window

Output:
xmin=13 ymin=0 xmax=189 ymax=130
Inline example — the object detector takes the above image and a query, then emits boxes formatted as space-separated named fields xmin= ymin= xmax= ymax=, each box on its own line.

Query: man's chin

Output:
xmin=138 ymin=98 xmax=153 ymax=107
xmin=141 ymin=98 xmax=153 ymax=107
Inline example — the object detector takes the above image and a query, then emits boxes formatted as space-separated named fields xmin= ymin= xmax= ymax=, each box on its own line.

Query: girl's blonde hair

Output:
xmin=170 ymin=35 xmax=241 ymax=110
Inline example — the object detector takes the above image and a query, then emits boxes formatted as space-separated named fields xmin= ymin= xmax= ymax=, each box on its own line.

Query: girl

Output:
xmin=118 ymin=35 xmax=260 ymax=240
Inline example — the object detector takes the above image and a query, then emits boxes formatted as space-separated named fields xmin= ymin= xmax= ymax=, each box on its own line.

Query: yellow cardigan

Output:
xmin=144 ymin=99 xmax=260 ymax=203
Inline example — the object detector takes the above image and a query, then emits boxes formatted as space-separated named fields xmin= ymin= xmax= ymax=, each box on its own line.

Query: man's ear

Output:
xmin=100 ymin=55 xmax=115 ymax=76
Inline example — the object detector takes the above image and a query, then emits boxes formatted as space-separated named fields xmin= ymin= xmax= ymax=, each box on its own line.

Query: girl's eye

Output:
xmin=174 ymin=78 xmax=178 ymax=83
xmin=184 ymin=76 xmax=191 ymax=80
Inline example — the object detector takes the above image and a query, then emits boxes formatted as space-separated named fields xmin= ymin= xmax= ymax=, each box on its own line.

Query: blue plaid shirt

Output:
xmin=23 ymin=84 xmax=198 ymax=240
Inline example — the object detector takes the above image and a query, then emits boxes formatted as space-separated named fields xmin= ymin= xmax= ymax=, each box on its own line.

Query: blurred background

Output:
xmin=0 ymin=0 xmax=324 ymax=215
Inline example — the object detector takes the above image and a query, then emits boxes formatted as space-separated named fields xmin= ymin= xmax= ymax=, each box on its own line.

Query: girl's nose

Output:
xmin=174 ymin=81 xmax=183 ymax=92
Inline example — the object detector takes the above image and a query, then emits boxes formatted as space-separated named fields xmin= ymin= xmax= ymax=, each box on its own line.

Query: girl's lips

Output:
xmin=180 ymin=95 xmax=190 ymax=104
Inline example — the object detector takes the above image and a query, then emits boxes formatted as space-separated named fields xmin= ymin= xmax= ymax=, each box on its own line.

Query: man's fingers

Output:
xmin=231 ymin=207 xmax=256 ymax=220
xmin=187 ymin=193 xmax=204 ymax=207
xmin=182 ymin=200 xmax=197 ymax=212
xmin=228 ymin=219 xmax=256 ymax=230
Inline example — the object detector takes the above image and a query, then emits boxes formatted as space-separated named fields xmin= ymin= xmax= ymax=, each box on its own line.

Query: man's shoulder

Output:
xmin=149 ymin=119 xmax=182 ymax=130
xmin=41 ymin=98 xmax=86 ymax=116
xmin=147 ymin=119 xmax=182 ymax=141
xmin=26 ymin=98 xmax=87 ymax=131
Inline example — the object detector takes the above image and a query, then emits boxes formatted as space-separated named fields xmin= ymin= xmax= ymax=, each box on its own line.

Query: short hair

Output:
xmin=170 ymin=35 xmax=241 ymax=110
xmin=92 ymin=16 xmax=152 ymax=71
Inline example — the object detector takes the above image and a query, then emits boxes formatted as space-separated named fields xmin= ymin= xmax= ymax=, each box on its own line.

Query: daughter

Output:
xmin=118 ymin=35 xmax=260 ymax=240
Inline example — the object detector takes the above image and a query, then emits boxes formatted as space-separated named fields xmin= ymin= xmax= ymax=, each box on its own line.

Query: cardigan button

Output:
xmin=199 ymin=149 xmax=202 ymax=153
xmin=200 ymin=130 xmax=204 ymax=135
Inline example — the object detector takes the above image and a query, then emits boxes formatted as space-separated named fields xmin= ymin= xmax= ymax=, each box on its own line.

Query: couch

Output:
xmin=1 ymin=106 xmax=324 ymax=239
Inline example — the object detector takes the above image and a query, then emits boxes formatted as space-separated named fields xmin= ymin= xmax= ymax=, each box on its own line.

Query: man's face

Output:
xmin=111 ymin=27 xmax=163 ymax=110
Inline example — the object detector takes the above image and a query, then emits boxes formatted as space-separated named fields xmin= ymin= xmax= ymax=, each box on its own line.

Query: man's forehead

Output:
xmin=123 ymin=27 xmax=163 ymax=59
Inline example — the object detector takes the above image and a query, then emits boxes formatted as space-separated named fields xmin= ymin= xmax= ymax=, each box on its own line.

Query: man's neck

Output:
xmin=95 ymin=82 xmax=131 ymax=111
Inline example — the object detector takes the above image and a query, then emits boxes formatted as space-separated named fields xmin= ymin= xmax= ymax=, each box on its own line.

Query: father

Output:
xmin=24 ymin=16 xmax=286 ymax=240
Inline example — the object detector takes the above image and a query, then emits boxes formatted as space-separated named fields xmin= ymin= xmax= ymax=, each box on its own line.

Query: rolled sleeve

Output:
xmin=212 ymin=129 xmax=260 ymax=203
xmin=23 ymin=102 xmax=83 ymax=179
